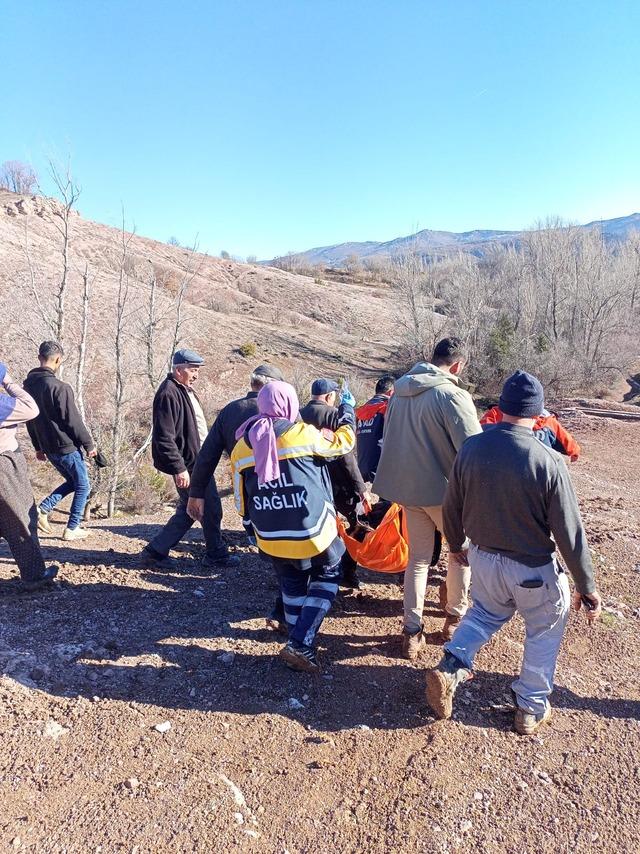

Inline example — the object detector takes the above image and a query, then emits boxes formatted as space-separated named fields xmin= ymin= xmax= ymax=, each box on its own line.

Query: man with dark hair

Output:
xmin=355 ymin=375 xmax=395 ymax=482
xmin=299 ymin=379 xmax=372 ymax=589
xmin=24 ymin=341 xmax=96 ymax=541
xmin=426 ymin=371 xmax=601 ymax=735
xmin=141 ymin=348 xmax=236 ymax=569
xmin=374 ymin=337 xmax=481 ymax=658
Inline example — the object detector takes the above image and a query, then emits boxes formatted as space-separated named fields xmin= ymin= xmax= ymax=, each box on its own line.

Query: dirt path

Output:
xmin=1 ymin=416 xmax=639 ymax=853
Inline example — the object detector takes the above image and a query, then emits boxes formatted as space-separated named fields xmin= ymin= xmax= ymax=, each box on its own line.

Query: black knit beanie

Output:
xmin=499 ymin=370 xmax=544 ymax=418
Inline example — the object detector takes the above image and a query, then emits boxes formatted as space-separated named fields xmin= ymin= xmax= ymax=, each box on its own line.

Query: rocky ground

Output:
xmin=1 ymin=414 xmax=639 ymax=853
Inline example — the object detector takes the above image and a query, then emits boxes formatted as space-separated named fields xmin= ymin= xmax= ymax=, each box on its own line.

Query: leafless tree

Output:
xmin=0 ymin=160 xmax=38 ymax=194
xmin=169 ymin=237 xmax=202 ymax=363
xmin=75 ymin=263 xmax=94 ymax=422
xmin=107 ymin=218 xmax=136 ymax=517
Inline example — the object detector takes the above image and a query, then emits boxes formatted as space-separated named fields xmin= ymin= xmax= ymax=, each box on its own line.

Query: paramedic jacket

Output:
xmin=355 ymin=393 xmax=390 ymax=481
xmin=480 ymin=406 xmax=581 ymax=460
xmin=231 ymin=405 xmax=356 ymax=560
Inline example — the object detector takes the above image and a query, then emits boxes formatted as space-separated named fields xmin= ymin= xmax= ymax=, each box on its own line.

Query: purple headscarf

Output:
xmin=235 ymin=381 xmax=299 ymax=485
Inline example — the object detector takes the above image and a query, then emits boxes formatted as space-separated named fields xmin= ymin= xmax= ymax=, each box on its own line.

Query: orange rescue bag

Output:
xmin=336 ymin=502 xmax=409 ymax=573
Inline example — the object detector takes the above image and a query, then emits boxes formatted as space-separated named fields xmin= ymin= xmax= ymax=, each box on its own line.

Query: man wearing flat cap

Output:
xmin=187 ymin=363 xmax=285 ymax=550
xmin=142 ymin=348 xmax=234 ymax=568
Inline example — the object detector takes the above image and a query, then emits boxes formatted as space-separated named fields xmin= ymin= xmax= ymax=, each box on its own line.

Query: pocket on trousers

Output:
xmin=513 ymin=581 xmax=548 ymax=612
xmin=514 ymin=576 xmax=567 ymax=624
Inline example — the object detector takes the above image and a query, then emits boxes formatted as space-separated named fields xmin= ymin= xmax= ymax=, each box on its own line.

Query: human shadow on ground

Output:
xmin=1 ymin=557 xmax=637 ymax=734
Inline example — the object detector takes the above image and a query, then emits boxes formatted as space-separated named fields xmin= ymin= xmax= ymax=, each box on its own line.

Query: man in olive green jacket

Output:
xmin=374 ymin=337 xmax=481 ymax=659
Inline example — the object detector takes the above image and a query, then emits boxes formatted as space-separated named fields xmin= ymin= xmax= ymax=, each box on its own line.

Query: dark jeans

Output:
xmin=149 ymin=478 xmax=226 ymax=563
xmin=40 ymin=450 xmax=90 ymax=530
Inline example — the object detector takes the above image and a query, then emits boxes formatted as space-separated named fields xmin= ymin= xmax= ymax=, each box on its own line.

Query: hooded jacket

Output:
xmin=23 ymin=367 xmax=94 ymax=456
xmin=373 ymin=362 xmax=481 ymax=507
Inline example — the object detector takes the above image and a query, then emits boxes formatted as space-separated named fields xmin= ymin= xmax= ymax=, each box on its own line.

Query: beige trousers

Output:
xmin=403 ymin=505 xmax=470 ymax=632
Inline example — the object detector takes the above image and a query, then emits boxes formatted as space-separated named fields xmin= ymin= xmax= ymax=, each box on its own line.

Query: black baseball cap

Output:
xmin=312 ymin=378 xmax=339 ymax=395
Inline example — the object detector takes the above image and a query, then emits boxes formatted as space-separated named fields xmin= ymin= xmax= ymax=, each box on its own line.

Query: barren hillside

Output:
xmin=0 ymin=190 xmax=399 ymax=410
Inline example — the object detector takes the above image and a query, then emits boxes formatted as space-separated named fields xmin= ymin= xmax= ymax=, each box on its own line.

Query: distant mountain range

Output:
xmin=275 ymin=213 xmax=640 ymax=268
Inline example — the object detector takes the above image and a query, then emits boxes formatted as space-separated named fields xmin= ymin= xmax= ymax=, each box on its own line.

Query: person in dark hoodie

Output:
xmin=0 ymin=361 xmax=58 ymax=590
xmin=24 ymin=341 xmax=96 ymax=541
xmin=141 ymin=348 xmax=236 ymax=569
xmin=299 ymin=379 xmax=372 ymax=589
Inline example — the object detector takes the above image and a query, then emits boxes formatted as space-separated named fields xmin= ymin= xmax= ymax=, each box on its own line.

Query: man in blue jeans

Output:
xmin=24 ymin=341 xmax=96 ymax=541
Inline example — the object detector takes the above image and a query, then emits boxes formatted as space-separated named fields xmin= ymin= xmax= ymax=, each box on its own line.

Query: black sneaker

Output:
xmin=340 ymin=567 xmax=361 ymax=589
xmin=279 ymin=640 xmax=320 ymax=673
xmin=23 ymin=565 xmax=59 ymax=592
xmin=139 ymin=546 xmax=175 ymax=570
xmin=202 ymin=553 xmax=241 ymax=569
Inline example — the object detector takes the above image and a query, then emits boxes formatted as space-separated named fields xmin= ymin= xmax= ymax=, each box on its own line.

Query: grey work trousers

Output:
xmin=445 ymin=544 xmax=570 ymax=716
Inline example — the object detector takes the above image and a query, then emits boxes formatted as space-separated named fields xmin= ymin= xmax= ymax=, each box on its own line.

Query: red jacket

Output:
xmin=480 ymin=406 xmax=581 ymax=460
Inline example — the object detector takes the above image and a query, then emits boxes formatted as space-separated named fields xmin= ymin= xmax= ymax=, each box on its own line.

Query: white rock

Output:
xmin=43 ymin=720 xmax=69 ymax=740
xmin=153 ymin=721 xmax=172 ymax=734
xmin=218 ymin=652 xmax=235 ymax=665
xmin=219 ymin=774 xmax=246 ymax=807
xmin=124 ymin=777 xmax=140 ymax=790
xmin=461 ymin=820 xmax=473 ymax=832
xmin=193 ymin=589 xmax=205 ymax=598
xmin=233 ymin=812 xmax=244 ymax=825
xmin=357 ymin=724 xmax=371 ymax=731
xmin=287 ymin=697 xmax=304 ymax=710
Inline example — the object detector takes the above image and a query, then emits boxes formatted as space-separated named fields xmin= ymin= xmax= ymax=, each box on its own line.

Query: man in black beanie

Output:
xmin=425 ymin=370 xmax=601 ymax=736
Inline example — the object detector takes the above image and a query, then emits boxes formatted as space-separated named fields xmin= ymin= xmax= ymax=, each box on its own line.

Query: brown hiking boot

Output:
xmin=441 ymin=614 xmax=462 ymax=643
xmin=438 ymin=579 xmax=448 ymax=613
xmin=514 ymin=703 xmax=552 ymax=736
xmin=401 ymin=627 xmax=426 ymax=661
xmin=425 ymin=654 xmax=472 ymax=719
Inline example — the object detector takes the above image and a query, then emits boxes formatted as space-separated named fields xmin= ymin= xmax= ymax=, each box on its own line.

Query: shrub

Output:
xmin=121 ymin=465 xmax=175 ymax=515
xmin=238 ymin=341 xmax=258 ymax=358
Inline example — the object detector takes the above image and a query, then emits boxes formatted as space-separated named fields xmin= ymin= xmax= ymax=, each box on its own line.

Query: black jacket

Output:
xmin=190 ymin=391 xmax=259 ymax=499
xmin=23 ymin=367 xmax=94 ymax=456
xmin=299 ymin=399 xmax=366 ymax=514
xmin=152 ymin=375 xmax=202 ymax=476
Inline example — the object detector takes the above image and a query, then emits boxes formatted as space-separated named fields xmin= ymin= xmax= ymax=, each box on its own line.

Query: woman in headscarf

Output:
xmin=231 ymin=380 xmax=356 ymax=672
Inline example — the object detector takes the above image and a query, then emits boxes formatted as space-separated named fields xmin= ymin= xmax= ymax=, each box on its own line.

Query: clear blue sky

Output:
xmin=2 ymin=0 xmax=639 ymax=258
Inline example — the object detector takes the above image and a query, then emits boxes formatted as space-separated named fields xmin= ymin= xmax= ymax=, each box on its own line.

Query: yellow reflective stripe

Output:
xmin=255 ymin=517 xmax=338 ymax=560
xmin=312 ymin=424 xmax=355 ymax=457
